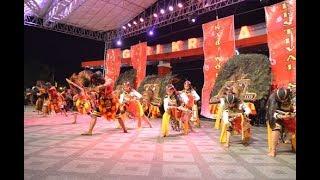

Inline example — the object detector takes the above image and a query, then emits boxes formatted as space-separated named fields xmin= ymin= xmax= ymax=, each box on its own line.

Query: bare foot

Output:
xmin=223 ymin=144 xmax=230 ymax=148
xmin=72 ymin=121 xmax=76 ymax=124
xmin=267 ymin=151 xmax=276 ymax=157
xmin=81 ymin=132 xmax=92 ymax=136
xmin=123 ymin=130 xmax=128 ymax=133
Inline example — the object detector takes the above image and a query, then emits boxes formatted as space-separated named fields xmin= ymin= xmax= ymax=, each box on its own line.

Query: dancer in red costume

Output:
xmin=119 ymin=82 xmax=152 ymax=129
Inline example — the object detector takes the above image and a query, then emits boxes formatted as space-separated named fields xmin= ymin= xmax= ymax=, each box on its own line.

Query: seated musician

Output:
xmin=266 ymin=87 xmax=296 ymax=157
xmin=220 ymin=94 xmax=251 ymax=148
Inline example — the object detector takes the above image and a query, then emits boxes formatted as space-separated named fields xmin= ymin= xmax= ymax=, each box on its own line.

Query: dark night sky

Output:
xmin=24 ymin=26 xmax=104 ymax=88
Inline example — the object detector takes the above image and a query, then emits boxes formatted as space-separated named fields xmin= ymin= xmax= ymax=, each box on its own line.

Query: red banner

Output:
xmin=265 ymin=0 xmax=296 ymax=88
xmin=131 ymin=42 xmax=147 ymax=88
xmin=201 ymin=16 xmax=235 ymax=118
xmin=105 ymin=48 xmax=121 ymax=85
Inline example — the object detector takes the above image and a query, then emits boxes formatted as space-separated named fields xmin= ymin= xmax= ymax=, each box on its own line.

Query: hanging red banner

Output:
xmin=105 ymin=48 xmax=121 ymax=85
xmin=201 ymin=15 xmax=235 ymax=118
xmin=265 ymin=0 xmax=296 ymax=88
xmin=131 ymin=42 xmax=147 ymax=88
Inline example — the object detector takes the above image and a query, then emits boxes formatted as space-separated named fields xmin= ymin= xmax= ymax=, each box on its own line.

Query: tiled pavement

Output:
xmin=24 ymin=107 xmax=296 ymax=179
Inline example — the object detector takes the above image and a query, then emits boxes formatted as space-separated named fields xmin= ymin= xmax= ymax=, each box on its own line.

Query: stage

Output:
xmin=24 ymin=106 xmax=296 ymax=179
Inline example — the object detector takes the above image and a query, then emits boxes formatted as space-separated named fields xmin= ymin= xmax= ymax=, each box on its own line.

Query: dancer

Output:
xmin=161 ymin=84 xmax=191 ymax=137
xmin=210 ymin=87 xmax=232 ymax=130
xmin=66 ymin=78 xmax=91 ymax=124
xmin=81 ymin=83 xmax=128 ymax=135
xmin=179 ymin=80 xmax=201 ymax=128
xmin=48 ymin=86 xmax=67 ymax=117
xmin=266 ymin=87 xmax=296 ymax=157
xmin=119 ymin=82 xmax=152 ymax=129
xmin=219 ymin=94 xmax=252 ymax=148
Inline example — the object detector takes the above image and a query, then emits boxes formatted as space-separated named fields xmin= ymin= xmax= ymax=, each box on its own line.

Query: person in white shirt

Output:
xmin=119 ymin=82 xmax=152 ymax=129
xmin=220 ymin=94 xmax=252 ymax=148
xmin=161 ymin=84 xmax=189 ymax=137
xmin=179 ymin=80 xmax=201 ymax=128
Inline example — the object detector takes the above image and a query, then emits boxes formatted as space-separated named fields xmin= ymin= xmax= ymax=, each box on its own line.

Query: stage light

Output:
xmin=116 ymin=39 xmax=122 ymax=46
xmin=178 ymin=3 xmax=183 ymax=8
xmin=168 ymin=6 xmax=174 ymax=11
xmin=160 ymin=9 xmax=165 ymax=14
xmin=127 ymin=23 xmax=131 ymax=27
xmin=153 ymin=13 xmax=158 ymax=18
xmin=139 ymin=18 xmax=144 ymax=22
xmin=188 ymin=13 xmax=197 ymax=24
xmin=133 ymin=21 xmax=137 ymax=25
xmin=148 ymin=30 xmax=154 ymax=36
xmin=122 ymin=26 xmax=126 ymax=30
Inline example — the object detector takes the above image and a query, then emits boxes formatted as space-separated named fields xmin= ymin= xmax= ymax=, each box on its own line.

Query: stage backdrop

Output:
xmin=131 ymin=42 xmax=147 ymax=88
xmin=265 ymin=0 xmax=296 ymax=88
xmin=201 ymin=15 xmax=235 ymax=118
xmin=105 ymin=48 xmax=121 ymax=85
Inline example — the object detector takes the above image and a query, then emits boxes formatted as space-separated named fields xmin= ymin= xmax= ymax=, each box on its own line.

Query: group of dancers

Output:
xmin=29 ymin=71 xmax=296 ymax=157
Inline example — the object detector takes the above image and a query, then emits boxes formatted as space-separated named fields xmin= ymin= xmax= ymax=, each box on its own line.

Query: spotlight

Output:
xmin=116 ymin=39 xmax=122 ymax=46
xmin=139 ymin=18 xmax=144 ymax=22
xmin=127 ymin=23 xmax=131 ymax=27
xmin=153 ymin=13 xmax=158 ymax=18
xmin=148 ymin=30 xmax=154 ymax=36
xmin=160 ymin=9 xmax=165 ymax=14
xmin=188 ymin=13 xmax=197 ymax=24
xmin=168 ymin=6 xmax=174 ymax=11
xmin=178 ymin=3 xmax=183 ymax=8
xmin=122 ymin=26 xmax=126 ymax=30
xmin=133 ymin=21 xmax=137 ymax=25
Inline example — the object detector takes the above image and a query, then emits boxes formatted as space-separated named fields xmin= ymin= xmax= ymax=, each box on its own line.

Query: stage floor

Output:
xmin=24 ymin=106 xmax=296 ymax=180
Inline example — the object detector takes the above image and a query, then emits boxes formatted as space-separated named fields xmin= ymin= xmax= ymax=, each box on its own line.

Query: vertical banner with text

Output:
xmin=265 ymin=0 xmax=296 ymax=88
xmin=105 ymin=48 xmax=121 ymax=85
xmin=131 ymin=42 xmax=147 ymax=88
xmin=201 ymin=15 xmax=235 ymax=118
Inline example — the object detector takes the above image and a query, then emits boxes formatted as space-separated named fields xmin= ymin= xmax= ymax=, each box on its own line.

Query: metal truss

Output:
xmin=24 ymin=0 xmax=42 ymax=17
xmin=43 ymin=0 xmax=87 ymax=28
xmin=116 ymin=0 xmax=246 ymax=39
xmin=24 ymin=15 xmax=109 ymax=41
xmin=24 ymin=0 xmax=247 ymax=43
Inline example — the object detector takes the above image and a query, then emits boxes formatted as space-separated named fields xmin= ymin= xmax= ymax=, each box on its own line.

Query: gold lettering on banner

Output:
xmin=214 ymin=23 xmax=223 ymax=71
xmin=156 ymin=44 xmax=164 ymax=54
xmin=172 ymin=41 xmax=179 ymax=52
xmin=172 ymin=41 xmax=183 ymax=52
xmin=286 ymin=55 xmax=296 ymax=62
xmin=284 ymin=28 xmax=295 ymax=52
xmin=122 ymin=49 xmax=131 ymax=58
xmin=282 ymin=2 xmax=293 ymax=26
xmin=282 ymin=2 xmax=295 ymax=73
xmin=188 ymin=38 xmax=199 ymax=49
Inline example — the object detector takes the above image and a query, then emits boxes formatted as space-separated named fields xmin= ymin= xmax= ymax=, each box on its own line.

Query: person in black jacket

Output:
xmin=266 ymin=87 xmax=295 ymax=157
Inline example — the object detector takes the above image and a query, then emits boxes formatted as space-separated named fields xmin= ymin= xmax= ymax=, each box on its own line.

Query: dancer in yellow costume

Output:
xmin=161 ymin=84 xmax=191 ymax=137
xmin=266 ymin=87 xmax=296 ymax=157
xmin=66 ymin=78 xmax=91 ymax=124
xmin=119 ymin=82 xmax=152 ymax=129
xmin=220 ymin=94 xmax=252 ymax=148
